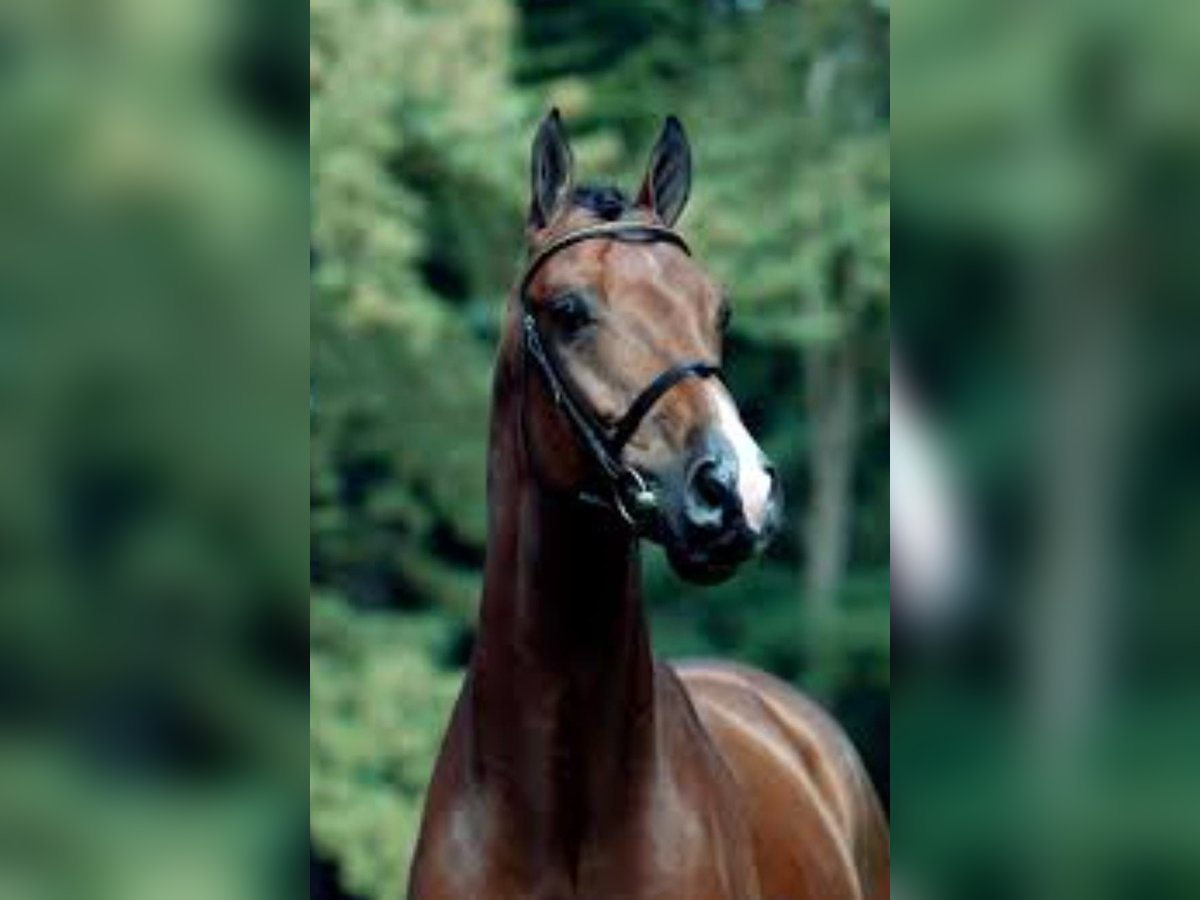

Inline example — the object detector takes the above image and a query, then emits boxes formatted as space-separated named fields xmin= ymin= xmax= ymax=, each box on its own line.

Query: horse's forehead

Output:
xmin=530 ymin=214 xmax=715 ymax=315
xmin=602 ymin=241 xmax=710 ymax=301
xmin=538 ymin=241 xmax=703 ymax=297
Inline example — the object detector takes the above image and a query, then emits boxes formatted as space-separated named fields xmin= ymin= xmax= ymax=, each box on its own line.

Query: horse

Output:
xmin=407 ymin=110 xmax=889 ymax=900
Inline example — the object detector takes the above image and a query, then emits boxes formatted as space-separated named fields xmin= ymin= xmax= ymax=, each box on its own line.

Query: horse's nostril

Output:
xmin=692 ymin=458 xmax=728 ymax=507
xmin=685 ymin=456 xmax=738 ymax=538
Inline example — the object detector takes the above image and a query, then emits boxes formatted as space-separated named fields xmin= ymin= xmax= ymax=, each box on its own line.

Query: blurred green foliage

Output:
xmin=310 ymin=0 xmax=889 ymax=895
xmin=892 ymin=1 xmax=1200 ymax=896
xmin=1 ymin=1 xmax=307 ymax=897
xmin=310 ymin=595 xmax=461 ymax=899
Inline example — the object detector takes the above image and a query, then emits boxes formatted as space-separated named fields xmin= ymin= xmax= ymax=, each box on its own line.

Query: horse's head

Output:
xmin=515 ymin=109 xmax=781 ymax=584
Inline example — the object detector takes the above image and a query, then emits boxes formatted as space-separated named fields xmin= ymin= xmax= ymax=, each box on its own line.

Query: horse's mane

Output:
xmin=571 ymin=184 xmax=632 ymax=222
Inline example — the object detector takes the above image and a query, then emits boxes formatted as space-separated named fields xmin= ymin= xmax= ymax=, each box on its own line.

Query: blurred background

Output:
xmin=0 ymin=0 xmax=307 ymax=898
xmin=310 ymin=0 xmax=889 ymax=897
xmin=9 ymin=0 xmax=1199 ymax=898
xmin=892 ymin=0 xmax=1200 ymax=897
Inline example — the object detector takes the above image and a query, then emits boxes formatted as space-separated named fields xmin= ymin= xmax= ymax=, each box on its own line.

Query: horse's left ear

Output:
xmin=636 ymin=116 xmax=692 ymax=227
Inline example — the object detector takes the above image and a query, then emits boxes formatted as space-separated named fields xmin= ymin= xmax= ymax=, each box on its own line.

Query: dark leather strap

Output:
xmin=518 ymin=222 xmax=691 ymax=300
xmin=522 ymin=314 xmax=626 ymax=482
xmin=609 ymin=360 xmax=721 ymax=453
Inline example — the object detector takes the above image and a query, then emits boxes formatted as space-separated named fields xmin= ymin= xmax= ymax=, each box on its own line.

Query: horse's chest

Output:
xmin=567 ymin=792 xmax=758 ymax=899
xmin=430 ymin=796 xmax=757 ymax=900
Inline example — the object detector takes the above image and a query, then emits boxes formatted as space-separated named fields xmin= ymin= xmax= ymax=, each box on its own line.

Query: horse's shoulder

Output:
xmin=673 ymin=659 xmax=859 ymax=776
xmin=670 ymin=659 xmax=889 ymax=900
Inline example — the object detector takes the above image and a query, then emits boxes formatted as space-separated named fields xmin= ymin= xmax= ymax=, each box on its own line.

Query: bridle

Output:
xmin=518 ymin=221 xmax=723 ymax=531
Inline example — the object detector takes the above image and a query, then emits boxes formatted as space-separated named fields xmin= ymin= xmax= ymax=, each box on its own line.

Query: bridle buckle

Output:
xmin=613 ymin=468 xmax=658 ymax=529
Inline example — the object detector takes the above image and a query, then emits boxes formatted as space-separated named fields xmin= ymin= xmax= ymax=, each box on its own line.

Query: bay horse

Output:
xmin=408 ymin=110 xmax=888 ymax=900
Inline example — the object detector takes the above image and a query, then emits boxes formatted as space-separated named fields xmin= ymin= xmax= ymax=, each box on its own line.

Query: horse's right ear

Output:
xmin=528 ymin=108 xmax=575 ymax=229
xmin=636 ymin=115 xmax=692 ymax=227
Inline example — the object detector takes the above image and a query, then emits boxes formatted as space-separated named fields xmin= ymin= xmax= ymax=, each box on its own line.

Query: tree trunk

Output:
xmin=803 ymin=335 xmax=859 ymax=681
xmin=1022 ymin=243 xmax=1129 ymax=899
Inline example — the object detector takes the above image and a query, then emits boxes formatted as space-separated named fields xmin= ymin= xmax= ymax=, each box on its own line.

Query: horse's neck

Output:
xmin=467 ymin=379 xmax=658 ymax=851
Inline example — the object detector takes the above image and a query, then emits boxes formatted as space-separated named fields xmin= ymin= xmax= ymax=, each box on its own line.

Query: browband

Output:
xmin=518 ymin=222 xmax=691 ymax=301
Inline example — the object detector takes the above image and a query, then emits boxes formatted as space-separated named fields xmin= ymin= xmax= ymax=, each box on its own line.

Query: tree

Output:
xmin=310 ymin=0 xmax=529 ymax=616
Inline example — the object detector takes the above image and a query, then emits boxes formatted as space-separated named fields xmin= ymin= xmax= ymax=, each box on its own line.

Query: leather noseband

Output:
xmin=518 ymin=222 xmax=722 ymax=531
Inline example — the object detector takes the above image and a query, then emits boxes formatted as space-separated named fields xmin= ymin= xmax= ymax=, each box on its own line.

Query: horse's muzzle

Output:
xmin=657 ymin=448 xmax=783 ymax=585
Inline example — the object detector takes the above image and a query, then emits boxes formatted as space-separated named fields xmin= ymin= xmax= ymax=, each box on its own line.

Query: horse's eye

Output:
xmin=717 ymin=301 xmax=732 ymax=333
xmin=548 ymin=293 xmax=595 ymax=336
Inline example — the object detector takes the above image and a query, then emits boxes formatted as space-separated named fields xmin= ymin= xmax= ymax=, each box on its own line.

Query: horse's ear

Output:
xmin=636 ymin=115 xmax=692 ymax=227
xmin=528 ymin=108 xmax=575 ymax=229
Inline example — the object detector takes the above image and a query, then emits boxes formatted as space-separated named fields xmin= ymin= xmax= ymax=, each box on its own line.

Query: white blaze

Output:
xmin=711 ymin=389 xmax=773 ymax=533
